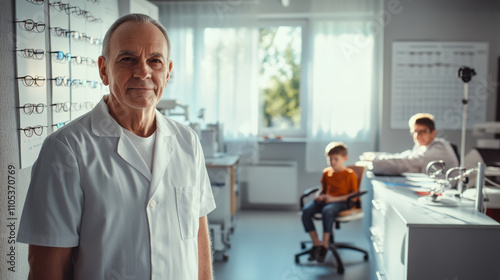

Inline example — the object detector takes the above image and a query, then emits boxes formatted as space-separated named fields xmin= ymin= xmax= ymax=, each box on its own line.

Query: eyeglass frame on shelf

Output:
xmin=71 ymin=55 xmax=83 ymax=65
xmin=51 ymin=102 xmax=71 ymax=112
xmin=51 ymin=27 xmax=71 ymax=38
xmin=26 ymin=0 xmax=44 ymax=5
xmin=15 ymin=48 xmax=45 ymax=60
xmin=14 ymin=19 xmax=45 ymax=33
xmin=49 ymin=76 xmax=70 ymax=87
xmin=16 ymin=103 xmax=45 ymax=115
xmin=53 ymin=121 xmax=70 ymax=129
xmin=16 ymin=75 xmax=45 ymax=87
xmin=70 ymin=78 xmax=85 ymax=87
xmin=49 ymin=51 xmax=72 ymax=62
xmin=18 ymin=125 xmax=46 ymax=137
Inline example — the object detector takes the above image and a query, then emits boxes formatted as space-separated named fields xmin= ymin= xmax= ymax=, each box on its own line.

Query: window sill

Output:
xmin=258 ymin=137 xmax=307 ymax=143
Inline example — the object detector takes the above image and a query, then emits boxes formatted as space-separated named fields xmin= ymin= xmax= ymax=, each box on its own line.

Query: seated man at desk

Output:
xmin=360 ymin=113 xmax=458 ymax=175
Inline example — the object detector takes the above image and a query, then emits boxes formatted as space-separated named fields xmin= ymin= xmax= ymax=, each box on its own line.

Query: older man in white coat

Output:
xmin=360 ymin=113 xmax=459 ymax=175
xmin=18 ymin=14 xmax=216 ymax=280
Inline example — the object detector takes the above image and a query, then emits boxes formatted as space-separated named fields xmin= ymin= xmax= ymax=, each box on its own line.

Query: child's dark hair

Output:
xmin=325 ymin=142 xmax=348 ymax=157
xmin=409 ymin=113 xmax=435 ymax=131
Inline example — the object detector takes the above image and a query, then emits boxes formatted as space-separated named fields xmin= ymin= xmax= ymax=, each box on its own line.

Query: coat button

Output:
xmin=149 ymin=200 xmax=157 ymax=209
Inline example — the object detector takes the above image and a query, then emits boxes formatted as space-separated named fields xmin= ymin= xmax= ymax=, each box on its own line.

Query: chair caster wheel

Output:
xmin=301 ymin=244 xmax=306 ymax=249
xmin=223 ymin=254 xmax=229 ymax=262
xmin=364 ymin=255 xmax=369 ymax=261
xmin=295 ymin=256 xmax=300 ymax=264
xmin=337 ymin=268 xmax=344 ymax=275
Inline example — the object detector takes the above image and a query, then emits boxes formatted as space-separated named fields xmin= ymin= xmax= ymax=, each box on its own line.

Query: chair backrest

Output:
xmin=345 ymin=165 xmax=367 ymax=209
xmin=335 ymin=165 xmax=368 ymax=224
xmin=450 ymin=143 xmax=460 ymax=165
xmin=347 ymin=165 xmax=366 ymax=191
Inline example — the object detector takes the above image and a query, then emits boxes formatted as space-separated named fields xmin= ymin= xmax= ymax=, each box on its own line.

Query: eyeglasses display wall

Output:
xmin=15 ymin=0 xmax=107 ymax=169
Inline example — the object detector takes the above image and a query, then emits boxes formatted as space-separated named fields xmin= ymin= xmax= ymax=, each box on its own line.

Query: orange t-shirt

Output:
xmin=321 ymin=167 xmax=358 ymax=197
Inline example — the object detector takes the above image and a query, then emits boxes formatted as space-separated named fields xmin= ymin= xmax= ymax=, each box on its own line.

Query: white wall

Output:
xmin=120 ymin=0 xmax=159 ymax=19
xmin=380 ymin=0 xmax=500 ymax=153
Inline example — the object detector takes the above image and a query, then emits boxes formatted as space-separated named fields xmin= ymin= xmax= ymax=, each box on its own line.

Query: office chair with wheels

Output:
xmin=294 ymin=165 xmax=369 ymax=275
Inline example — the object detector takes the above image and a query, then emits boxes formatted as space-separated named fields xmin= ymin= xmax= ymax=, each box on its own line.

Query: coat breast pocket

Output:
xmin=174 ymin=187 xmax=200 ymax=240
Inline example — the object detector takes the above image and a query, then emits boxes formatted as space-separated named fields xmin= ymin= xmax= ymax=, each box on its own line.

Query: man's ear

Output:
xmin=165 ymin=60 xmax=173 ymax=86
xmin=431 ymin=129 xmax=437 ymax=139
xmin=98 ymin=56 xmax=109 ymax=85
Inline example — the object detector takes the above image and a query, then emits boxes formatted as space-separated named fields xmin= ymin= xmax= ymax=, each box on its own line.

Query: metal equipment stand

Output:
xmin=456 ymin=66 xmax=476 ymax=193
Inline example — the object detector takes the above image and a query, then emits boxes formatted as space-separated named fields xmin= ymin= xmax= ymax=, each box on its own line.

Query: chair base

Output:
xmin=294 ymin=241 xmax=369 ymax=275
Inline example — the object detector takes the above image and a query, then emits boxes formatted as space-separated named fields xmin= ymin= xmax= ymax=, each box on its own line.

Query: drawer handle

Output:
xmin=372 ymin=200 xmax=382 ymax=211
xmin=400 ymin=233 xmax=406 ymax=265
xmin=373 ymin=241 xmax=383 ymax=254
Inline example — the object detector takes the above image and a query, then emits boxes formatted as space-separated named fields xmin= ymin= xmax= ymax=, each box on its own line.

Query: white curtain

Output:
xmin=305 ymin=11 xmax=382 ymax=171
xmin=157 ymin=2 xmax=260 ymax=162
xmin=157 ymin=2 xmax=259 ymax=139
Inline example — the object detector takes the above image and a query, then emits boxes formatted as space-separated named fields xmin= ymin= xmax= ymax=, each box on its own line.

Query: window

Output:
xmin=258 ymin=24 xmax=304 ymax=136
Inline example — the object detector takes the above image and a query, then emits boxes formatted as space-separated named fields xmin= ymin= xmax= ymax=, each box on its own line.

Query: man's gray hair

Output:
xmin=101 ymin=13 xmax=171 ymax=61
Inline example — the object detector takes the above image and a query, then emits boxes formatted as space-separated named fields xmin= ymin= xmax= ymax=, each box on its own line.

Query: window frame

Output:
xmin=257 ymin=19 xmax=309 ymax=139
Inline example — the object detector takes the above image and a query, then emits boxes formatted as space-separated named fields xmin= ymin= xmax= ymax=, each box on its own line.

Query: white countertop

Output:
xmin=372 ymin=178 xmax=500 ymax=228
xmin=205 ymin=155 xmax=239 ymax=167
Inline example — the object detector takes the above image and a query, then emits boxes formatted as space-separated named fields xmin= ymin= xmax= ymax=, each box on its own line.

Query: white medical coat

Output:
xmin=18 ymin=97 xmax=216 ymax=280
xmin=371 ymin=137 xmax=459 ymax=175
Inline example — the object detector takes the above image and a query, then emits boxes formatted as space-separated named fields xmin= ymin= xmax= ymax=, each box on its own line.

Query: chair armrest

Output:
xmin=300 ymin=186 xmax=320 ymax=209
xmin=345 ymin=190 xmax=368 ymax=208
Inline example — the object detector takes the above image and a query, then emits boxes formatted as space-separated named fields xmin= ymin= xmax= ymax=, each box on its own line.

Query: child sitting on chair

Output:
xmin=301 ymin=142 xmax=359 ymax=262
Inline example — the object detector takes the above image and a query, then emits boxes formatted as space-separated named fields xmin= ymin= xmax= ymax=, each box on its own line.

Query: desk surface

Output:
xmin=371 ymin=175 xmax=500 ymax=227
xmin=205 ymin=155 xmax=239 ymax=167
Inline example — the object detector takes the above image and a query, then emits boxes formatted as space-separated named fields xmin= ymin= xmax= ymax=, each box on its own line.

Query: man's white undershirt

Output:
xmin=122 ymin=128 xmax=156 ymax=172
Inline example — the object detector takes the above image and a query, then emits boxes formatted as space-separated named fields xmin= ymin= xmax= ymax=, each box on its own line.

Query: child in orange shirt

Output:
xmin=301 ymin=142 xmax=358 ymax=262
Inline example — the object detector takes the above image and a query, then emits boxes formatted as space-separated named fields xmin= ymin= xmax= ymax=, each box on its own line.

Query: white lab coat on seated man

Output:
xmin=17 ymin=97 xmax=216 ymax=280
xmin=371 ymin=138 xmax=459 ymax=175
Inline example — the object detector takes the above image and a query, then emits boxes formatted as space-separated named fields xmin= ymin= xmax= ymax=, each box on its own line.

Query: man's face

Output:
xmin=98 ymin=21 xmax=173 ymax=111
xmin=411 ymin=123 xmax=436 ymax=146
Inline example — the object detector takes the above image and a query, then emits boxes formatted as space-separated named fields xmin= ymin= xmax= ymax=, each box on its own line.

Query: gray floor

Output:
xmin=213 ymin=210 xmax=373 ymax=280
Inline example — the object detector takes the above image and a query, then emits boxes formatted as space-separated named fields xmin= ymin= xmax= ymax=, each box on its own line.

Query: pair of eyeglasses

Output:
xmin=84 ymin=101 xmax=96 ymax=109
xmin=88 ymin=17 xmax=103 ymax=24
xmin=87 ymin=80 xmax=99 ymax=88
xmin=70 ymin=79 xmax=85 ymax=87
xmin=49 ymin=1 xmax=70 ymax=13
xmin=411 ymin=129 xmax=430 ymax=136
xmin=49 ymin=76 xmax=70 ymax=87
xmin=51 ymin=27 xmax=71 ymax=38
xmin=17 ymin=103 xmax=45 ymax=115
xmin=67 ymin=6 xmax=89 ymax=16
xmin=50 ymin=51 xmax=71 ymax=62
xmin=71 ymin=102 xmax=83 ymax=111
xmin=72 ymin=56 xmax=97 ymax=66
xmin=26 ymin=0 xmax=44 ymax=5
xmin=14 ymin=19 xmax=45 ymax=33
xmin=18 ymin=125 xmax=45 ymax=137
xmin=88 ymin=37 xmax=102 ymax=45
xmin=83 ymin=57 xmax=97 ymax=66
xmin=53 ymin=121 xmax=69 ymax=129
xmin=16 ymin=75 xmax=45 ymax=87
xmin=16 ymin=49 xmax=45 ymax=60
xmin=51 ymin=102 xmax=70 ymax=112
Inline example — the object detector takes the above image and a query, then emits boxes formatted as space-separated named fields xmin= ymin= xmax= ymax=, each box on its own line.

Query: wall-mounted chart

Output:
xmin=391 ymin=41 xmax=489 ymax=130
